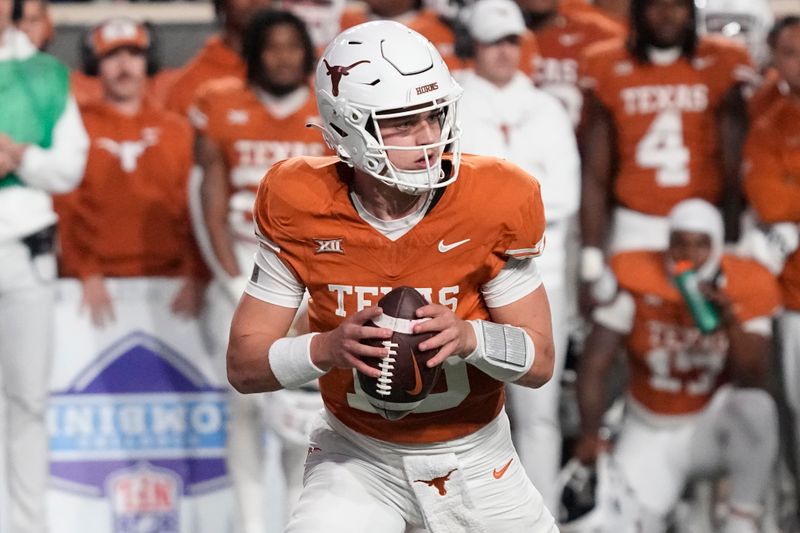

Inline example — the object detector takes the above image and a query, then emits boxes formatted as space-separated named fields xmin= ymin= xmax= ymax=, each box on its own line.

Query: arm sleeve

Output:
xmin=17 ymin=96 xmax=89 ymax=194
xmin=245 ymin=243 xmax=306 ymax=308
xmin=482 ymin=257 xmax=543 ymax=308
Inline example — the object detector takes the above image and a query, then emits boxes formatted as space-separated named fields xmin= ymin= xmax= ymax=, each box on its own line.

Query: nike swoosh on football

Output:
xmin=492 ymin=458 xmax=513 ymax=479
xmin=438 ymin=238 xmax=470 ymax=253
xmin=406 ymin=351 xmax=424 ymax=396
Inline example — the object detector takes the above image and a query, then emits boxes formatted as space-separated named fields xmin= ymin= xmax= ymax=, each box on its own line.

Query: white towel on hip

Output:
xmin=403 ymin=453 xmax=489 ymax=533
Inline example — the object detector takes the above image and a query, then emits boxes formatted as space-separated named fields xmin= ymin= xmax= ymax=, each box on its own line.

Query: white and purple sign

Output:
xmin=48 ymin=278 xmax=237 ymax=533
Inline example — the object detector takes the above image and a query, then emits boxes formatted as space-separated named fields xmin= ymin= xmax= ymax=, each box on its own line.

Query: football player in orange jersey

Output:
xmin=227 ymin=20 xmax=559 ymax=533
xmin=190 ymin=10 xmax=327 ymax=532
xmin=743 ymin=15 xmax=800 ymax=502
xmin=164 ymin=0 xmax=270 ymax=116
xmin=578 ymin=0 xmax=754 ymax=309
xmin=517 ymin=0 xmax=625 ymax=125
xmin=57 ymin=18 xmax=204 ymax=325
xmin=574 ymin=200 xmax=781 ymax=533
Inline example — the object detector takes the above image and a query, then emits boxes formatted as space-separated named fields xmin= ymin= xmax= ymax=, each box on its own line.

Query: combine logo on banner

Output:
xmin=48 ymin=330 xmax=228 ymax=530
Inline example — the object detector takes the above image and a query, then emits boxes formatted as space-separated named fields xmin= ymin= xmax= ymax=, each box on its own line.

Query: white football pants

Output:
xmin=779 ymin=311 xmax=800 ymax=481
xmin=287 ymin=409 xmax=559 ymax=533
xmin=0 ymin=240 xmax=56 ymax=533
xmin=614 ymin=388 xmax=779 ymax=532
xmin=506 ymin=277 xmax=568 ymax=512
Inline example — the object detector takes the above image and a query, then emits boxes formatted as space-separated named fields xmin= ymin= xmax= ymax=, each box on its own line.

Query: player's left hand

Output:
xmin=699 ymin=283 xmax=736 ymax=325
xmin=413 ymin=304 xmax=476 ymax=367
xmin=171 ymin=278 xmax=207 ymax=318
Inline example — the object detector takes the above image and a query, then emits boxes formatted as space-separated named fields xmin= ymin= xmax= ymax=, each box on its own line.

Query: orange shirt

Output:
xmin=70 ymin=70 xmax=103 ymax=108
xmin=254 ymin=154 xmax=546 ymax=443
xmin=164 ymin=36 xmax=245 ymax=116
xmin=529 ymin=10 xmax=625 ymax=124
xmin=191 ymin=79 xmax=331 ymax=243
xmin=743 ymin=94 xmax=800 ymax=311
xmin=581 ymin=36 xmax=753 ymax=215
xmin=57 ymin=100 xmax=199 ymax=279
xmin=748 ymin=68 xmax=782 ymax=119
xmin=612 ymin=251 xmax=780 ymax=415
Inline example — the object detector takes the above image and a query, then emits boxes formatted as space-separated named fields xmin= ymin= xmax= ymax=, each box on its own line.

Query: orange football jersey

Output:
xmin=529 ymin=9 xmax=624 ymax=123
xmin=748 ymin=68 xmax=782 ymax=119
xmin=612 ymin=251 xmax=780 ymax=416
xmin=581 ymin=36 xmax=754 ymax=216
xmin=254 ymin=154 xmax=546 ymax=443
xmin=192 ymin=78 xmax=330 ymax=243
xmin=743 ymin=95 xmax=800 ymax=311
xmin=70 ymin=70 xmax=103 ymax=107
xmin=164 ymin=36 xmax=246 ymax=116
xmin=57 ymin=100 xmax=200 ymax=278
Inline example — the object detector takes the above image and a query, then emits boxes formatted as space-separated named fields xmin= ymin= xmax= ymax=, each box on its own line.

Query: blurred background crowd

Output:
xmin=1 ymin=0 xmax=800 ymax=532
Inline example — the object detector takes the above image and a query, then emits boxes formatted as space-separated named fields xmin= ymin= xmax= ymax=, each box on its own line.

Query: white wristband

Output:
xmin=464 ymin=320 xmax=534 ymax=382
xmin=580 ymin=246 xmax=605 ymax=282
xmin=268 ymin=333 xmax=326 ymax=389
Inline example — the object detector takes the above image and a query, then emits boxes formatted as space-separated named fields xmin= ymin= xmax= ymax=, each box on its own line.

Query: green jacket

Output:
xmin=0 ymin=46 xmax=69 ymax=189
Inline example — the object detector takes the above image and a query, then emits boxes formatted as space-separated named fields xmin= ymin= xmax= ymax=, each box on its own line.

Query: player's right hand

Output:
xmin=80 ymin=274 xmax=115 ymax=328
xmin=310 ymin=306 xmax=393 ymax=378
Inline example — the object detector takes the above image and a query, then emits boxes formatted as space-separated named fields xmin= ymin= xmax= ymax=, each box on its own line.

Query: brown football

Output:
xmin=358 ymin=286 xmax=443 ymax=420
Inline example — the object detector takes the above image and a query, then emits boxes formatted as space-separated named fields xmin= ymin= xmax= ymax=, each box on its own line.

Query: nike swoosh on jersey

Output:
xmin=406 ymin=350 xmax=424 ymax=396
xmin=492 ymin=458 xmax=513 ymax=479
xmin=438 ymin=238 xmax=470 ymax=253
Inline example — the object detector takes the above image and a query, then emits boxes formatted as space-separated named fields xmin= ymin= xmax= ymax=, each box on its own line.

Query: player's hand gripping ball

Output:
xmin=358 ymin=286 xmax=443 ymax=420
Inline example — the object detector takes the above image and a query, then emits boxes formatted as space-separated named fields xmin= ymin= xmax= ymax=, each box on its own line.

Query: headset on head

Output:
xmin=80 ymin=19 xmax=161 ymax=77
xmin=12 ymin=0 xmax=23 ymax=22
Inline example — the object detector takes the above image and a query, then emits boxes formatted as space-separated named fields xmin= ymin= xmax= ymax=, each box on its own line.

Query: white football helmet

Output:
xmin=557 ymin=453 xmax=644 ymax=533
xmin=314 ymin=21 xmax=463 ymax=195
xmin=696 ymin=0 xmax=774 ymax=68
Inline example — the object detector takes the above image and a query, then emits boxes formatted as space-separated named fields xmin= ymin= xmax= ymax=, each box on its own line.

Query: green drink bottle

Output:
xmin=672 ymin=260 xmax=720 ymax=334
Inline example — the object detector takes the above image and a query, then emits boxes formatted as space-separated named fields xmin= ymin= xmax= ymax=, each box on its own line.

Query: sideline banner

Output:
xmin=48 ymin=277 xmax=235 ymax=533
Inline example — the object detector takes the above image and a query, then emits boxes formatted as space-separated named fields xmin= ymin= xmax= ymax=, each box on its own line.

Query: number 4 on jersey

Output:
xmin=635 ymin=109 xmax=690 ymax=187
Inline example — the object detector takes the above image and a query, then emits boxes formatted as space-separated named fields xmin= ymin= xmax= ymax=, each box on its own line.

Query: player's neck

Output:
xmin=104 ymin=94 xmax=143 ymax=117
xmin=352 ymin=170 xmax=429 ymax=221
xmin=221 ymin=29 xmax=243 ymax=56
